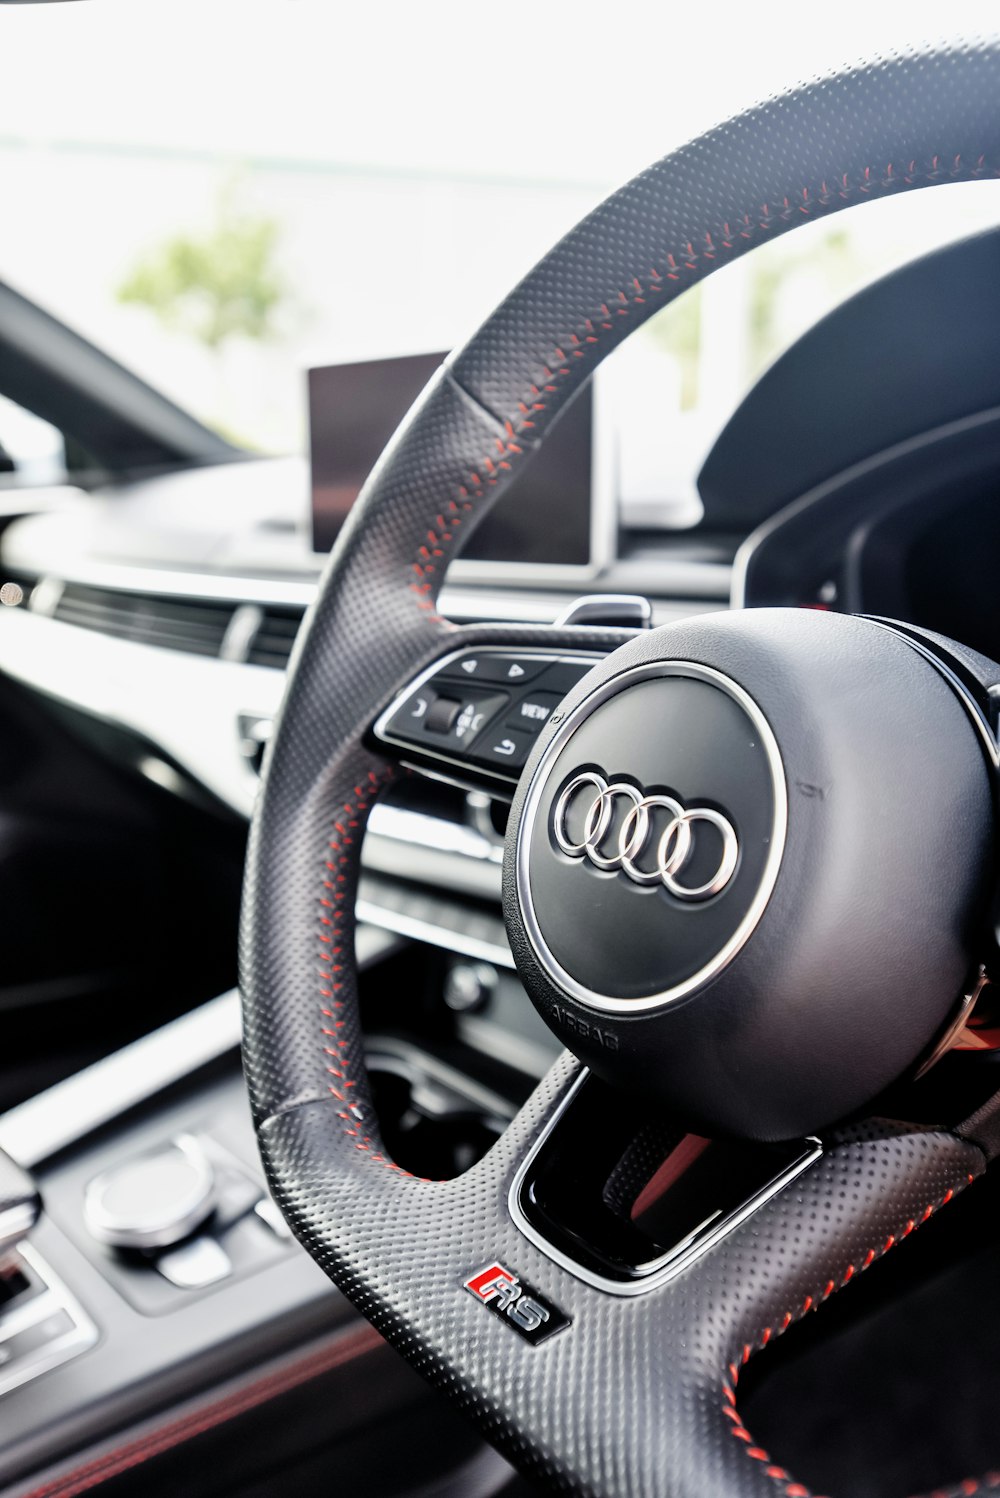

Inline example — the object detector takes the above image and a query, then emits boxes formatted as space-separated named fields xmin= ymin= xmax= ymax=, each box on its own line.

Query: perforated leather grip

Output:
xmin=241 ymin=40 xmax=1000 ymax=1496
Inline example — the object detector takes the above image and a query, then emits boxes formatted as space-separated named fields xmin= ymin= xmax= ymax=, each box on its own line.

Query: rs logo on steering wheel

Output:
xmin=464 ymin=1263 xmax=570 ymax=1345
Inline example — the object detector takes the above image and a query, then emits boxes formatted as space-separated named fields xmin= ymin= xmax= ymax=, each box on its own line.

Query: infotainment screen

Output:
xmin=309 ymin=352 xmax=603 ymax=570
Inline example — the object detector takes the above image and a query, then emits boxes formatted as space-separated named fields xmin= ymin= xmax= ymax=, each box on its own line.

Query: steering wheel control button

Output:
xmin=470 ymin=725 xmax=534 ymax=770
xmin=384 ymin=685 xmax=509 ymax=755
xmin=440 ymin=692 xmax=508 ymax=749
xmin=506 ymin=692 xmax=562 ymax=736
xmin=84 ymin=1135 xmax=216 ymax=1251
xmin=440 ymin=654 xmax=547 ymax=686
xmin=516 ymin=663 xmax=782 ymax=1012
xmin=374 ymin=651 xmax=606 ymax=784
xmin=424 ymin=696 xmax=462 ymax=734
xmin=384 ymin=690 xmax=439 ymax=737
xmin=473 ymin=725 xmax=535 ymax=772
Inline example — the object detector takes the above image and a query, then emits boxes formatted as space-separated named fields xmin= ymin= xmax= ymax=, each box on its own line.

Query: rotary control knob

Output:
xmin=84 ymin=1135 xmax=216 ymax=1251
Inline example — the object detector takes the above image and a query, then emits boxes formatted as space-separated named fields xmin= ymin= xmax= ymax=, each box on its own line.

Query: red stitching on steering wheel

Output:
xmin=722 ymin=1169 xmax=981 ymax=1498
xmin=317 ymin=764 xmax=432 ymax=1179
xmin=409 ymin=151 xmax=997 ymax=623
xmin=920 ymin=1477 xmax=1000 ymax=1498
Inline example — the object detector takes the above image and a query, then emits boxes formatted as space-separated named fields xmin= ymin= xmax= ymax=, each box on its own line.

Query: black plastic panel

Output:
xmin=700 ymin=226 xmax=1000 ymax=533
xmin=374 ymin=648 xmax=601 ymax=789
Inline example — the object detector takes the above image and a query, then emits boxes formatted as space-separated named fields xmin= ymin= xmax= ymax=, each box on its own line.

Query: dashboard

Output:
xmin=2 ymin=223 xmax=1000 ymax=1013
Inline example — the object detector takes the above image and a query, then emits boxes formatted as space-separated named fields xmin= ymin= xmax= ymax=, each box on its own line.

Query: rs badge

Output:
xmin=463 ymin=1263 xmax=570 ymax=1345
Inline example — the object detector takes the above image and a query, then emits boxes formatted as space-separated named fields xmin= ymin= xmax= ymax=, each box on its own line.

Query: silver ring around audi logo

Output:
xmin=552 ymin=773 xmax=739 ymax=901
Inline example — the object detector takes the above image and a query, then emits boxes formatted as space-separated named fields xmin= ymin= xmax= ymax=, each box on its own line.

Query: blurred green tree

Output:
xmin=745 ymin=228 xmax=864 ymax=381
xmin=643 ymin=283 xmax=703 ymax=409
xmin=116 ymin=187 xmax=288 ymax=351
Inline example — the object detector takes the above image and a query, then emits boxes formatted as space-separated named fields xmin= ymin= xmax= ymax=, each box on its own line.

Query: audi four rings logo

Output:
xmin=552 ymin=772 xmax=739 ymax=901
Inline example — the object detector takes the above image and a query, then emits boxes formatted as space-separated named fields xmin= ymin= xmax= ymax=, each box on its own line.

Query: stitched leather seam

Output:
xmin=318 ymin=764 xmax=433 ymax=1179
xmin=722 ymin=1166 xmax=981 ymax=1498
xmin=409 ymin=151 xmax=996 ymax=623
xmin=919 ymin=1475 xmax=1000 ymax=1498
xmin=16 ymin=1325 xmax=383 ymax=1498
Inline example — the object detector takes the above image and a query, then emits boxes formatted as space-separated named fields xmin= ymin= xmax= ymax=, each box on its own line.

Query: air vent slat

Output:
xmin=52 ymin=583 xmax=235 ymax=658
xmin=246 ymin=607 xmax=305 ymax=669
xmin=54 ymin=594 xmax=225 ymax=625
xmin=54 ymin=605 xmax=222 ymax=644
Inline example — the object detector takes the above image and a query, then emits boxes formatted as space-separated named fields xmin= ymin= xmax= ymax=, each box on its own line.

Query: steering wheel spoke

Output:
xmin=257 ymin=1064 xmax=986 ymax=1497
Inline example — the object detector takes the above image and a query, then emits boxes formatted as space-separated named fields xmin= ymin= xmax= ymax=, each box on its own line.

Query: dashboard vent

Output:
xmin=52 ymin=584 xmax=236 ymax=658
xmin=246 ymin=606 xmax=304 ymax=670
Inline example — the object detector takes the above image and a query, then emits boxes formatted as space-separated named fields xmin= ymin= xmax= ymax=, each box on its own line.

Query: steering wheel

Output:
xmin=241 ymin=41 xmax=1000 ymax=1497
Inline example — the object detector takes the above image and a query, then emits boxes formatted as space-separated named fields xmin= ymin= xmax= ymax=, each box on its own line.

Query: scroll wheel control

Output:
xmin=84 ymin=1135 xmax=216 ymax=1251
xmin=424 ymin=697 xmax=462 ymax=733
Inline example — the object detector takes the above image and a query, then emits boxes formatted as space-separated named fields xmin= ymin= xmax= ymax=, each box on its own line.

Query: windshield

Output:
xmin=3 ymin=1 xmax=1000 ymax=522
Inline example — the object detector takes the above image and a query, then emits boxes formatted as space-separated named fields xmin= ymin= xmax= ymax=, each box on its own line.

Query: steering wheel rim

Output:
xmin=241 ymin=40 xmax=1000 ymax=1496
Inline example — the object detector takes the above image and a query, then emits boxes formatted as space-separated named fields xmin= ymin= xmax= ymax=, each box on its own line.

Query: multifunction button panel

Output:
xmin=375 ymin=650 xmax=601 ymax=785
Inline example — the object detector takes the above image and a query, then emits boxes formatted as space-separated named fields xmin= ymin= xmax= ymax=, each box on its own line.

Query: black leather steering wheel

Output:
xmin=241 ymin=41 xmax=1000 ymax=1497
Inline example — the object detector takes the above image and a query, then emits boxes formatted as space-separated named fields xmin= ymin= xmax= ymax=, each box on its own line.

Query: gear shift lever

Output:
xmin=0 ymin=1146 xmax=41 ymax=1260
xmin=0 ymin=1146 xmax=95 ymax=1394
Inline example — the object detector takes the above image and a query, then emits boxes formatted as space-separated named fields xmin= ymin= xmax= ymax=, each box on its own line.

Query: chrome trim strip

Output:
xmin=368 ymin=804 xmax=502 ymax=865
xmin=730 ymin=404 xmax=1000 ymax=611
xmin=0 ymin=608 xmax=281 ymax=816
xmin=0 ymin=1286 xmax=63 ymax=1343
xmin=3 ymin=557 xmax=724 ymax=624
xmin=508 ymin=1071 xmax=823 ymax=1297
xmin=0 ymin=1245 xmax=99 ymax=1397
xmin=0 ymin=1203 xmax=37 ymax=1253
xmin=362 ymin=817 xmax=503 ymax=900
xmin=391 ymin=758 xmax=518 ymax=803
xmin=0 ymin=926 xmax=399 ymax=1171
xmin=5 ymin=555 xmax=590 ymax=622
xmin=355 ymin=899 xmax=514 ymax=970
xmin=515 ymin=660 xmax=788 ymax=1015
xmin=0 ymin=991 xmax=241 ymax=1170
xmin=19 ymin=561 xmax=319 ymax=609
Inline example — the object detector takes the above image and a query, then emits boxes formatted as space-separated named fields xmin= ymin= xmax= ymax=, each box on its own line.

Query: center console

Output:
xmin=0 ymin=916 xmax=548 ymax=1498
